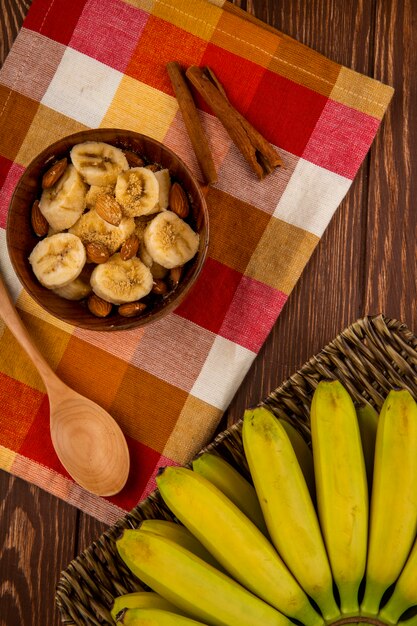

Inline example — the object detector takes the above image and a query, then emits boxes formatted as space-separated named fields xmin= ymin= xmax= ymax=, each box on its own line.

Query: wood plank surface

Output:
xmin=0 ymin=0 xmax=410 ymax=624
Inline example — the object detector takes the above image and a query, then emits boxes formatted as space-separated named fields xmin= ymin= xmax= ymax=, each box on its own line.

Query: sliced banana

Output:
xmin=53 ymin=276 xmax=92 ymax=300
xmin=115 ymin=167 xmax=159 ymax=217
xmin=29 ymin=233 xmax=86 ymax=289
xmin=39 ymin=164 xmax=87 ymax=231
xmin=90 ymin=253 xmax=153 ymax=305
xmin=154 ymin=168 xmax=171 ymax=210
xmin=70 ymin=142 xmax=128 ymax=186
xmin=139 ymin=241 xmax=153 ymax=267
xmin=143 ymin=211 xmax=199 ymax=269
xmin=69 ymin=209 xmax=135 ymax=254
xmin=85 ymin=184 xmax=115 ymax=209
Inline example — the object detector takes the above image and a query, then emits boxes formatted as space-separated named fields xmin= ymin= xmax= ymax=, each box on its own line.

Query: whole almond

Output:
xmin=118 ymin=301 xmax=147 ymax=317
xmin=124 ymin=150 xmax=145 ymax=168
xmin=42 ymin=157 xmax=68 ymax=189
xmin=96 ymin=193 xmax=123 ymax=226
xmin=152 ymin=279 xmax=168 ymax=295
xmin=87 ymin=294 xmax=112 ymax=317
xmin=170 ymin=265 xmax=183 ymax=287
xmin=120 ymin=234 xmax=140 ymax=261
xmin=31 ymin=199 xmax=49 ymax=237
xmin=169 ymin=183 xmax=189 ymax=219
xmin=86 ymin=241 xmax=110 ymax=264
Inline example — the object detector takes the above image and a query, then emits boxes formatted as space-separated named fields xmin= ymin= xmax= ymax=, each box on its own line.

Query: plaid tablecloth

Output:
xmin=0 ymin=0 xmax=393 ymax=524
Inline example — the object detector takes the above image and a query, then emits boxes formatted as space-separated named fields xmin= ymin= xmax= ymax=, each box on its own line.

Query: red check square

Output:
xmin=219 ymin=276 xmax=287 ymax=352
xmin=175 ymin=258 xmax=243 ymax=335
xmin=70 ymin=0 xmax=149 ymax=73
xmin=302 ymin=99 xmax=381 ymax=179
xmin=105 ymin=436 xmax=163 ymax=510
xmin=247 ymin=70 xmax=328 ymax=155
xmin=198 ymin=44 xmax=266 ymax=115
xmin=24 ymin=0 xmax=87 ymax=46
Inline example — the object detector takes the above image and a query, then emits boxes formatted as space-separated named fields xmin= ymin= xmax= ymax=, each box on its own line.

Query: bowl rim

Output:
xmin=6 ymin=128 xmax=209 ymax=331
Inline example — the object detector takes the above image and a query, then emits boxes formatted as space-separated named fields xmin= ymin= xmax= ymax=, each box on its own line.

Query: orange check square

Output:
xmin=126 ymin=15 xmax=207 ymax=94
xmin=56 ymin=335 xmax=129 ymax=412
xmin=0 ymin=372 xmax=45 ymax=451
xmin=111 ymin=366 xmax=188 ymax=454
xmin=0 ymin=86 xmax=39 ymax=161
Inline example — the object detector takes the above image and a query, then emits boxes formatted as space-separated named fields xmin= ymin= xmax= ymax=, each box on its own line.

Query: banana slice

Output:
xmin=154 ymin=168 xmax=171 ymax=210
xmin=39 ymin=164 xmax=87 ymax=231
xmin=69 ymin=209 xmax=135 ymax=254
xmin=53 ymin=276 xmax=92 ymax=300
xmin=115 ymin=167 xmax=159 ymax=217
xmin=85 ymin=184 xmax=115 ymax=209
xmin=70 ymin=142 xmax=129 ymax=186
xmin=29 ymin=233 xmax=86 ymax=289
xmin=143 ymin=211 xmax=199 ymax=269
xmin=90 ymin=253 xmax=153 ymax=305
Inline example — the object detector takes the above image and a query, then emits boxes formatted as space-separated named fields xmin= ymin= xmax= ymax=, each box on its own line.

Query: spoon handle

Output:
xmin=0 ymin=274 xmax=63 ymax=393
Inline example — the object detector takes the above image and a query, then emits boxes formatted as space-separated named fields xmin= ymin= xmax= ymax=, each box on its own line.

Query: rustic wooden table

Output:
xmin=0 ymin=0 xmax=414 ymax=624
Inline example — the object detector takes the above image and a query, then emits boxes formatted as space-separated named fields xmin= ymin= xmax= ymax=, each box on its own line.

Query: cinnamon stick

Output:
xmin=166 ymin=62 xmax=217 ymax=185
xmin=186 ymin=65 xmax=283 ymax=180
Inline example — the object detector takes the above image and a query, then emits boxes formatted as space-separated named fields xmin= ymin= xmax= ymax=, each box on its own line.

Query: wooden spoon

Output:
xmin=0 ymin=274 xmax=130 ymax=496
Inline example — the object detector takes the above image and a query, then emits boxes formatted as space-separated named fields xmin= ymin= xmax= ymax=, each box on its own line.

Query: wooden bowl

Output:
xmin=6 ymin=129 xmax=209 ymax=331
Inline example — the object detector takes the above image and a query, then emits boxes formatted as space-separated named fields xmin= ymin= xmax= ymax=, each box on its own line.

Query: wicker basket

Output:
xmin=55 ymin=314 xmax=417 ymax=625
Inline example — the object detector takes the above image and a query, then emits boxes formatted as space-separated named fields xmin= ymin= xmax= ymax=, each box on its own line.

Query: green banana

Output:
xmin=310 ymin=380 xmax=368 ymax=614
xmin=116 ymin=530 xmax=291 ymax=626
xmin=139 ymin=519 xmax=221 ymax=569
xmin=356 ymin=401 xmax=378 ymax=488
xmin=278 ymin=417 xmax=316 ymax=497
xmin=117 ymin=608 xmax=207 ymax=625
xmin=192 ymin=452 xmax=267 ymax=534
xmin=156 ymin=466 xmax=323 ymax=626
xmin=111 ymin=591 xmax=184 ymax=622
xmin=242 ymin=407 xmax=339 ymax=622
xmin=361 ymin=389 xmax=417 ymax=616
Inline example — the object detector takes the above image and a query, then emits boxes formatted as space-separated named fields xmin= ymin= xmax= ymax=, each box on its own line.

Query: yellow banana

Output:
xmin=139 ymin=519 xmax=221 ymax=569
xmin=356 ymin=401 xmax=378 ymax=488
xmin=242 ymin=406 xmax=339 ymax=622
xmin=116 ymin=530 xmax=292 ymax=626
xmin=111 ymin=591 xmax=184 ymax=622
xmin=192 ymin=452 xmax=267 ymax=534
xmin=310 ymin=380 xmax=368 ymax=614
xmin=156 ymin=466 xmax=323 ymax=626
xmin=117 ymin=608 xmax=207 ymax=625
xmin=278 ymin=417 xmax=316 ymax=497
xmin=361 ymin=389 xmax=417 ymax=616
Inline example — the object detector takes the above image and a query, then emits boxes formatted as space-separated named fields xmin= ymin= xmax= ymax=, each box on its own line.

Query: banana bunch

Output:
xmin=28 ymin=141 xmax=200 ymax=312
xmin=114 ymin=381 xmax=417 ymax=626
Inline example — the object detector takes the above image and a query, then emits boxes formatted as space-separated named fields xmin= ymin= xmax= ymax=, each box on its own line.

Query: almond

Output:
xmin=87 ymin=294 xmax=112 ymax=317
xmin=42 ymin=157 xmax=68 ymax=189
xmin=86 ymin=241 xmax=110 ymax=264
xmin=145 ymin=163 xmax=160 ymax=172
xmin=120 ymin=234 xmax=140 ymax=261
xmin=95 ymin=193 xmax=123 ymax=226
xmin=169 ymin=183 xmax=189 ymax=219
xmin=124 ymin=150 xmax=145 ymax=168
xmin=118 ymin=301 xmax=147 ymax=317
xmin=170 ymin=265 xmax=183 ymax=287
xmin=152 ymin=278 xmax=168 ymax=295
xmin=31 ymin=199 xmax=49 ymax=237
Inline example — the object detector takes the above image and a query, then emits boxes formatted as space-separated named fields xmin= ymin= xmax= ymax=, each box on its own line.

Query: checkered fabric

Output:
xmin=0 ymin=0 xmax=393 ymax=523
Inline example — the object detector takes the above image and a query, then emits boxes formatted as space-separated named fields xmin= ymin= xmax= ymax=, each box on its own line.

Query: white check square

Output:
xmin=41 ymin=47 xmax=123 ymax=127
xmin=191 ymin=335 xmax=255 ymax=410
xmin=273 ymin=159 xmax=352 ymax=237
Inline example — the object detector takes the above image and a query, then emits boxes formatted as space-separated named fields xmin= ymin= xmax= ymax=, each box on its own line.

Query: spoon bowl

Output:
xmin=0 ymin=272 xmax=130 ymax=496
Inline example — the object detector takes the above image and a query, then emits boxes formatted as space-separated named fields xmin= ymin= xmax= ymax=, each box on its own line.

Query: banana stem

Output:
xmin=327 ymin=617 xmax=389 ymax=626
